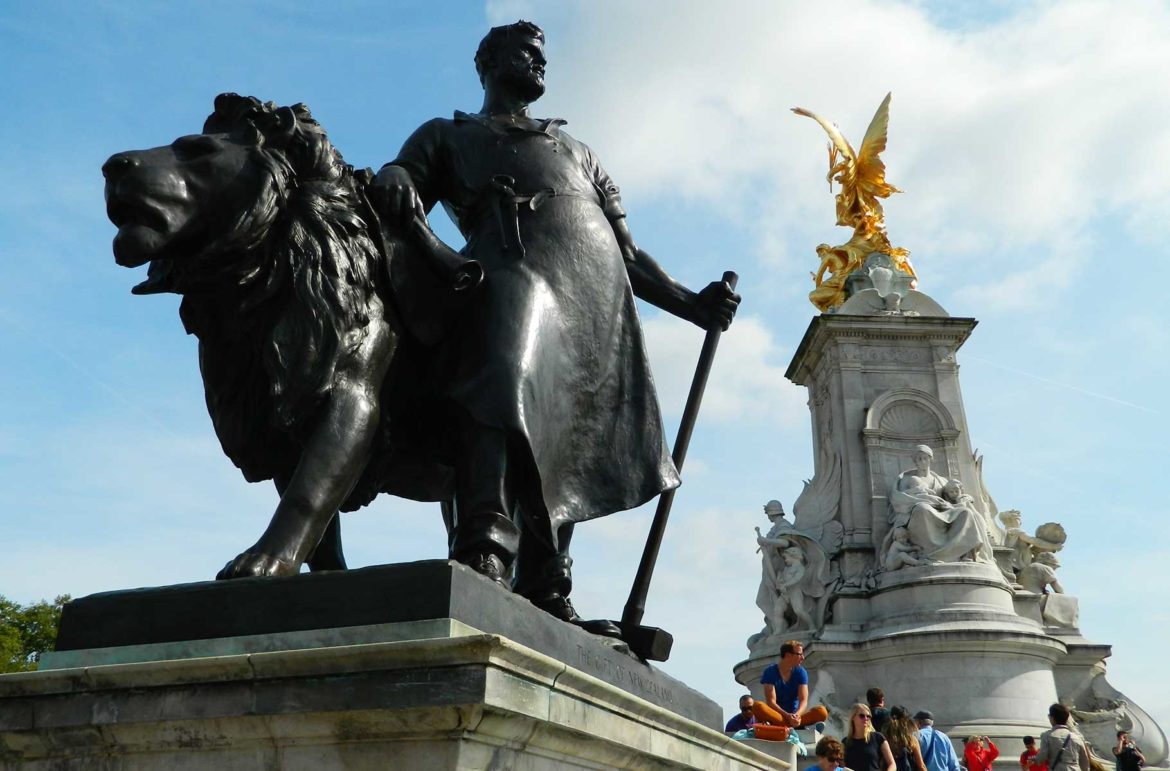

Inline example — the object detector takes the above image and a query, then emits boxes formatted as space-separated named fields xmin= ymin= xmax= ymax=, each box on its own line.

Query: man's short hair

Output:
xmin=739 ymin=694 xmax=754 ymax=707
xmin=913 ymin=709 xmax=934 ymax=723
xmin=866 ymin=687 xmax=885 ymax=708
xmin=780 ymin=640 xmax=804 ymax=657
xmin=1024 ymin=736 xmax=1035 ymax=745
xmin=1117 ymin=730 xmax=1128 ymax=738
xmin=474 ymin=20 xmax=545 ymax=85
xmin=1049 ymin=703 xmax=1070 ymax=724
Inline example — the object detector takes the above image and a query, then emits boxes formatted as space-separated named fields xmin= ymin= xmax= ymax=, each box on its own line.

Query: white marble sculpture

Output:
xmin=973 ymin=451 xmax=1007 ymax=546
xmin=754 ymin=527 xmax=828 ymax=634
xmin=1071 ymin=701 xmax=1132 ymax=763
xmin=885 ymin=445 xmax=995 ymax=565
xmin=1001 ymin=511 xmax=1067 ymax=578
xmin=760 ymin=499 xmax=790 ymax=536
xmin=883 ymin=526 xmax=931 ymax=570
xmin=1019 ymin=551 xmax=1063 ymax=594
xmin=748 ymin=500 xmax=840 ymax=653
xmin=1019 ymin=552 xmax=1079 ymax=628
xmin=758 ymin=535 xmax=818 ymax=631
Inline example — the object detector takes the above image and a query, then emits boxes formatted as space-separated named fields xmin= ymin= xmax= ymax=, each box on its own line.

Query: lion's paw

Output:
xmin=216 ymin=551 xmax=300 ymax=580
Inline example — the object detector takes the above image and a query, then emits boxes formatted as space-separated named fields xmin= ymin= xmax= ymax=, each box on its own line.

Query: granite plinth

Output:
xmin=1 ymin=634 xmax=788 ymax=770
xmin=48 ymin=560 xmax=719 ymax=729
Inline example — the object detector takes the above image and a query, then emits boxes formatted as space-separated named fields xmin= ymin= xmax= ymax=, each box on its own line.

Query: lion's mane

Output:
xmin=176 ymin=94 xmax=390 ymax=493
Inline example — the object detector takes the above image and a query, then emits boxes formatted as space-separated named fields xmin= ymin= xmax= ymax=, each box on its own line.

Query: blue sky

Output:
xmin=3 ymin=0 xmax=1167 ymax=736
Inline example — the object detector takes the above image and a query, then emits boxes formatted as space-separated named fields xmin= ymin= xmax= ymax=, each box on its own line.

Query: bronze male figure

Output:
xmin=373 ymin=21 xmax=739 ymax=633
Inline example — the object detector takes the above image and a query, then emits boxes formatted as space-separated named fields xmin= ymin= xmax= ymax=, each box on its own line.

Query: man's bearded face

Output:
xmin=495 ymin=35 xmax=546 ymax=102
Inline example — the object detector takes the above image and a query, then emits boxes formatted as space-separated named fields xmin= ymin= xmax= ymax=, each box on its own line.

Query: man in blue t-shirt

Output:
xmin=752 ymin=640 xmax=830 ymax=728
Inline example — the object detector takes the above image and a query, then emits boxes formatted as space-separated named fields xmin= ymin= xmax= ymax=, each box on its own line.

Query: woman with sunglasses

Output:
xmin=965 ymin=735 xmax=1000 ymax=771
xmin=844 ymin=703 xmax=897 ymax=771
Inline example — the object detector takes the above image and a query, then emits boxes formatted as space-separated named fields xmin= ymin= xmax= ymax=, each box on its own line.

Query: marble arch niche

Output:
xmin=861 ymin=388 xmax=960 ymax=549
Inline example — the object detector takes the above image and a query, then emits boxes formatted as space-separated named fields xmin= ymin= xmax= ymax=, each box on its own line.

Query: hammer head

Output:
xmin=620 ymin=624 xmax=673 ymax=662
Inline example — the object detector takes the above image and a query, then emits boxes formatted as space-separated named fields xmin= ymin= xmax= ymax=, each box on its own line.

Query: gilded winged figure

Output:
xmin=793 ymin=93 xmax=915 ymax=311
xmin=793 ymin=92 xmax=899 ymax=230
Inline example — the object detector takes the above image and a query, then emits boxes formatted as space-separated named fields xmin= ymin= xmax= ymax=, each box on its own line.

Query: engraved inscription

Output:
xmin=576 ymin=645 xmax=677 ymax=705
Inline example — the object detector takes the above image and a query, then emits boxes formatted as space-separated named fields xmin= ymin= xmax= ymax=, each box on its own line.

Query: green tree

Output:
xmin=0 ymin=594 xmax=70 ymax=673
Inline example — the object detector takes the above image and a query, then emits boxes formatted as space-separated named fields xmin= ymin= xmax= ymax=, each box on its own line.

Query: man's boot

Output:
xmin=514 ymin=526 xmax=621 ymax=638
xmin=450 ymin=509 xmax=519 ymax=590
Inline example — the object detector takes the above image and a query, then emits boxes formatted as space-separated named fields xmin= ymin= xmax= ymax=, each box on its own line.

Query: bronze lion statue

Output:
xmin=103 ymin=93 xmax=470 ymax=579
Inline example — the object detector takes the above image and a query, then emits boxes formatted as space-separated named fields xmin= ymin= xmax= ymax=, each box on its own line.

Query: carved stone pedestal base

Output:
xmin=0 ymin=561 xmax=790 ymax=769
xmin=1 ymin=634 xmax=787 ymax=770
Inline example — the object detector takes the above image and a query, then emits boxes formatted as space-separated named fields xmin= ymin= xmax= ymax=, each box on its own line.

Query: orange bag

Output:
xmin=754 ymin=724 xmax=792 ymax=742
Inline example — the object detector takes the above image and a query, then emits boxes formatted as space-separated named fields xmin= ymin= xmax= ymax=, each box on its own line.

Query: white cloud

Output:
xmin=641 ymin=314 xmax=806 ymax=426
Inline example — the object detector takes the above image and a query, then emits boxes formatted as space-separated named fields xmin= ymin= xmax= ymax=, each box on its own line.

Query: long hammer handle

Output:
xmin=621 ymin=270 xmax=739 ymax=630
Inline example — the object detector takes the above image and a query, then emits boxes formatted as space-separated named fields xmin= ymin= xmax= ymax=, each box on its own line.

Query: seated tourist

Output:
xmin=752 ymin=639 xmax=831 ymax=734
xmin=726 ymin=695 xmax=758 ymax=733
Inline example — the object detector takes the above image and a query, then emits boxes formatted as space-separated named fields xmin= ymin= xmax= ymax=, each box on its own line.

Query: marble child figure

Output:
xmin=371 ymin=20 xmax=739 ymax=632
xmin=755 ymin=527 xmax=826 ymax=632
xmin=1020 ymin=552 xmax=1079 ymax=627
xmin=883 ymin=526 xmax=930 ymax=570
xmin=1019 ymin=552 xmax=1065 ymax=595
xmin=775 ymin=545 xmax=816 ymax=629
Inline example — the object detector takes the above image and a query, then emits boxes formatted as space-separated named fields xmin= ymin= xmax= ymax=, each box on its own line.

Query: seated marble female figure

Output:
xmin=888 ymin=445 xmax=994 ymax=564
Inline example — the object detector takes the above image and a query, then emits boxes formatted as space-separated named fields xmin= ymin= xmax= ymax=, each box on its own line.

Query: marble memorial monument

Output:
xmin=735 ymin=94 xmax=1167 ymax=768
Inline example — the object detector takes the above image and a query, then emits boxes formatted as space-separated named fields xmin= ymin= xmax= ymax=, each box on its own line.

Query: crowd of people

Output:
xmin=804 ymin=702 xmax=1103 ymax=771
xmin=728 ymin=642 xmax=1145 ymax=771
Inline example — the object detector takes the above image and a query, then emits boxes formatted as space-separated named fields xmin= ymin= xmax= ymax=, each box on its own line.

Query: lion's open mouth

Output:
xmin=106 ymin=191 xmax=171 ymax=234
xmin=106 ymin=198 xmax=134 ymax=229
xmin=106 ymin=184 xmax=185 ymax=269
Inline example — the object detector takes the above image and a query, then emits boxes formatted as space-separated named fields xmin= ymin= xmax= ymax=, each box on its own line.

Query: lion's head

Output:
xmin=104 ymin=94 xmax=389 ymax=480
xmin=104 ymin=93 xmax=365 ymax=297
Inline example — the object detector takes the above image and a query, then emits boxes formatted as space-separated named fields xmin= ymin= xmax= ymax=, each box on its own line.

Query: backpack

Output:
xmin=895 ymin=745 xmax=914 ymax=771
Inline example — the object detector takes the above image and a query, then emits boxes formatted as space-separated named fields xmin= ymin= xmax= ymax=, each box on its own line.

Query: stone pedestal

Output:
xmin=47 ymin=560 xmax=716 ymax=724
xmin=0 ymin=561 xmax=789 ymax=770
xmin=736 ymin=274 xmax=1167 ymax=767
xmin=2 ymin=634 xmax=787 ymax=770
